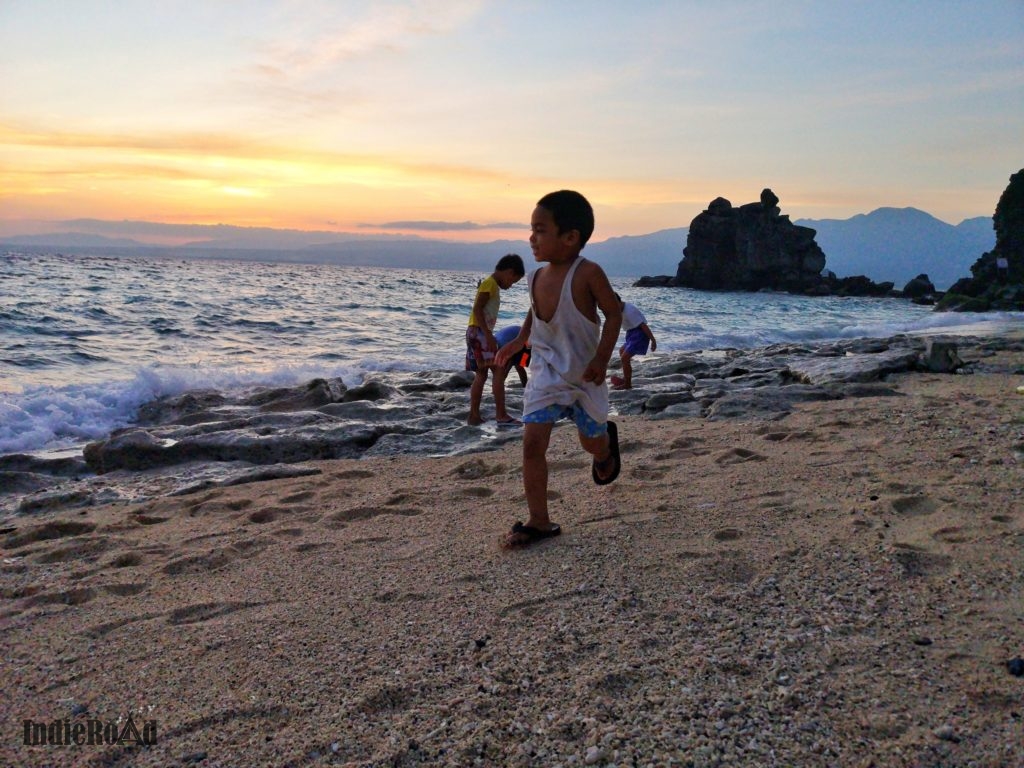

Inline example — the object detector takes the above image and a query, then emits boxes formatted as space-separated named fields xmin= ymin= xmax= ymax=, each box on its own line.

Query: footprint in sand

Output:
xmin=655 ymin=435 xmax=710 ymax=460
xmin=134 ymin=513 xmax=168 ymax=526
xmin=932 ymin=526 xmax=969 ymax=543
xmin=333 ymin=469 xmax=375 ymax=480
xmin=630 ymin=465 xmax=668 ymax=481
xmin=892 ymin=548 xmax=951 ymax=577
xmin=30 ymin=537 xmax=111 ymax=564
xmin=326 ymin=506 xmax=423 ymax=525
xmin=714 ymin=447 xmax=765 ymax=465
xmin=991 ymin=515 xmax=1015 ymax=524
xmin=166 ymin=600 xmax=266 ymax=626
xmin=162 ymin=548 xmax=236 ymax=576
xmin=548 ymin=458 xmax=588 ymax=472
xmin=357 ymin=684 xmax=417 ymax=715
xmin=231 ymin=537 xmax=270 ymax=558
xmin=759 ymin=429 xmax=819 ymax=442
xmin=23 ymin=587 xmax=96 ymax=607
xmin=280 ymin=490 xmax=316 ymax=504
xmin=457 ymin=487 xmax=495 ymax=499
xmin=188 ymin=499 xmax=253 ymax=517
xmin=107 ymin=552 xmax=144 ymax=568
xmin=701 ymin=553 xmax=757 ymax=584
xmin=101 ymin=582 xmax=149 ymax=597
xmin=891 ymin=495 xmax=939 ymax=517
xmin=293 ymin=542 xmax=330 ymax=553
xmin=248 ymin=509 xmax=277 ymax=524
xmin=712 ymin=528 xmax=743 ymax=542
xmin=451 ymin=458 xmax=504 ymax=480
xmin=4 ymin=519 xmax=97 ymax=549
xmin=385 ymin=491 xmax=418 ymax=505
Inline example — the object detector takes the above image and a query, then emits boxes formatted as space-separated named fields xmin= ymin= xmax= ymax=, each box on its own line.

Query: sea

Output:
xmin=2 ymin=250 xmax=1021 ymax=458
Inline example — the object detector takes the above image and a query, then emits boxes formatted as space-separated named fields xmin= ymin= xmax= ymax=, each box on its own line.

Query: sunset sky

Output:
xmin=1 ymin=1 xmax=1022 ymax=244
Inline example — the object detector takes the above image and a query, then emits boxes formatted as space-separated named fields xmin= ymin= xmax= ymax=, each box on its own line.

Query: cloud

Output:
xmin=259 ymin=0 xmax=485 ymax=75
xmin=362 ymin=220 xmax=522 ymax=231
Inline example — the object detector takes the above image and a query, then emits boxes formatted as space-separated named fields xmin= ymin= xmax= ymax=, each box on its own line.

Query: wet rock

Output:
xmin=246 ymin=377 xmax=347 ymax=412
xmin=170 ymin=464 xmax=322 ymax=495
xmin=920 ymin=340 xmax=964 ymax=373
xmin=902 ymin=273 xmax=936 ymax=298
xmin=787 ymin=348 xmax=921 ymax=385
xmin=136 ymin=389 xmax=227 ymax=425
xmin=0 ymin=471 xmax=56 ymax=495
xmin=17 ymin=488 xmax=93 ymax=514
xmin=0 ymin=453 xmax=90 ymax=477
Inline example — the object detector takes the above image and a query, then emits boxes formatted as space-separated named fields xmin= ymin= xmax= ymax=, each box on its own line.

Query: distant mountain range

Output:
xmin=2 ymin=208 xmax=994 ymax=289
xmin=794 ymin=208 xmax=994 ymax=290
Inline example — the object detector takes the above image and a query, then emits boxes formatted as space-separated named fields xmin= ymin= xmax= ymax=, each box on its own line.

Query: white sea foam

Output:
xmin=1 ymin=251 xmax=1020 ymax=456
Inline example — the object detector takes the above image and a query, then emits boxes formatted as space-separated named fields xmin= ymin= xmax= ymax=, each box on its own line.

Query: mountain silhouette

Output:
xmin=795 ymin=208 xmax=993 ymax=290
xmin=2 ymin=210 xmax=993 ymax=287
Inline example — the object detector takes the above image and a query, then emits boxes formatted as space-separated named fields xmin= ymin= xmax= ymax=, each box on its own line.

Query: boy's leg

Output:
xmin=468 ymin=368 xmax=488 ymax=425
xmin=572 ymin=405 xmax=619 ymax=484
xmin=579 ymin=430 xmax=612 ymax=472
xmin=522 ymin=421 xmax=555 ymax=529
xmin=618 ymin=350 xmax=634 ymax=389
xmin=492 ymin=366 xmax=514 ymax=422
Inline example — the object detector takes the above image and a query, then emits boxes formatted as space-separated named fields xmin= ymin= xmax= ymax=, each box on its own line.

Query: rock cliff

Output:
xmin=674 ymin=190 xmax=831 ymax=293
xmin=937 ymin=169 xmax=1024 ymax=311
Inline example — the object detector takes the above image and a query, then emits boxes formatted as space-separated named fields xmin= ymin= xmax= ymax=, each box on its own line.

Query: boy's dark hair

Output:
xmin=537 ymin=190 xmax=595 ymax=248
xmin=496 ymin=253 xmax=525 ymax=276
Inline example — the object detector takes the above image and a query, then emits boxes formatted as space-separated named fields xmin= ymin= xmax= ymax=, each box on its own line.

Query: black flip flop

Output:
xmin=508 ymin=521 xmax=561 ymax=545
xmin=592 ymin=420 xmax=621 ymax=485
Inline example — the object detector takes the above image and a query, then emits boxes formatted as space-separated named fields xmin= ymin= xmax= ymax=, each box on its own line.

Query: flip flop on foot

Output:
xmin=592 ymin=420 xmax=621 ymax=486
xmin=495 ymin=417 xmax=522 ymax=427
xmin=504 ymin=521 xmax=561 ymax=548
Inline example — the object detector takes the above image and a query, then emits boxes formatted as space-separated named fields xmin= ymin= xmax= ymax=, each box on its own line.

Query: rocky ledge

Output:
xmin=2 ymin=334 xmax=1021 ymax=517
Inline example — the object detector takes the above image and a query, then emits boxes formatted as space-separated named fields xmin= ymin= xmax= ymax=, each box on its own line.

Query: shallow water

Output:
xmin=1 ymin=249 xmax=1020 ymax=455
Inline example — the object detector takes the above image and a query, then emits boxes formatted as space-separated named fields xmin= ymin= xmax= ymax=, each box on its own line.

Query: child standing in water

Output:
xmin=465 ymin=254 xmax=525 ymax=425
xmin=496 ymin=190 xmax=622 ymax=547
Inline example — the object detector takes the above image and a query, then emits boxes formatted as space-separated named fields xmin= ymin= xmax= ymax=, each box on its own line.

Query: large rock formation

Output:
xmin=937 ymin=168 xmax=1024 ymax=311
xmin=675 ymin=189 xmax=831 ymax=293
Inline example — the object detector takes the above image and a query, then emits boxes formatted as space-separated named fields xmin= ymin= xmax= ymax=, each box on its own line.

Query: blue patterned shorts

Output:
xmin=523 ymin=402 xmax=607 ymax=438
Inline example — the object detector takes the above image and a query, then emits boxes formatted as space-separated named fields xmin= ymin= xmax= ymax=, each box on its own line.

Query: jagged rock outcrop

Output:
xmin=674 ymin=190 xmax=831 ymax=293
xmin=937 ymin=169 xmax=1024 ymax=311
xmin=647 ymin=189 xmax=894 ymax=297
xmin=902 ymin=273 xmax=938 ymax=305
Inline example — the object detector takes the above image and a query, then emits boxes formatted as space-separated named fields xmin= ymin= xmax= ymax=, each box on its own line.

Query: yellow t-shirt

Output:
xmin=467 ymin=275 xmax=500 ymax=330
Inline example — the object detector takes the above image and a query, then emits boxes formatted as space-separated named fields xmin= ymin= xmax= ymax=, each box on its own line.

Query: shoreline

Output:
xmin=2 ymin=329 xmax=1022 ymax=520
xmin=1 ymin=330 xmax=1022 ymax=765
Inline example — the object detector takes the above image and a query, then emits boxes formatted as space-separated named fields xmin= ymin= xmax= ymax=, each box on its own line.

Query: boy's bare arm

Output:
xmin=641 ymin=322 xmax=657 ymax=350
xmin=496 ymin=311 xmax=532 ymax=367
xmin=471 ymin=290 xmax=495 ymax=348
xmin=582 ymin=265 xmax=622 ymax=383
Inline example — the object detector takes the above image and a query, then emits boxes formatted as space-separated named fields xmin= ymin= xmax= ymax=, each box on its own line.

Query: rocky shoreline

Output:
xmin=1 ymin=330 xmax=1022 ymax=767
xmin=2 ymin=332 xmax=1021 ymax=519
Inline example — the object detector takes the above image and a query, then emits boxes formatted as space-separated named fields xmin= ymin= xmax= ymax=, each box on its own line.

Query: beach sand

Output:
xmin=2 ymin=341 xmax=1023 ymax=767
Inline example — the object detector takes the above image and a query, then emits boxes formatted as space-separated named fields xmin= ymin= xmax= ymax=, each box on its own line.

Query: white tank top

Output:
xmin=523 ymin=257 xmax=608 ymax=422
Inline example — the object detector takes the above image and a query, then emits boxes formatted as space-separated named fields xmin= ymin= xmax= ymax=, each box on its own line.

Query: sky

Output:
xmin=1 ymin=0 xmax=1022 ymax=245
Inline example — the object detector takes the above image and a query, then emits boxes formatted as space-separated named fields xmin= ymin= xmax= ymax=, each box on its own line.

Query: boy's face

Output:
xmin=495 ymin=269 xmax=523 ymax=290
xmin=530 ymin=205 xmax=578 ymax=263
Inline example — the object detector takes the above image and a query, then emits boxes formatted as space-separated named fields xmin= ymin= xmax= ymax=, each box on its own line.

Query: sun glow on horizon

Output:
xmin=1 ymin=2 xmax=1021 ymax=240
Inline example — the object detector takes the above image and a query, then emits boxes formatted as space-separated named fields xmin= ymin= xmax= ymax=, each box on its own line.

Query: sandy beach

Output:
xmin=2 ymin=336 xmax=1023 ymax=767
